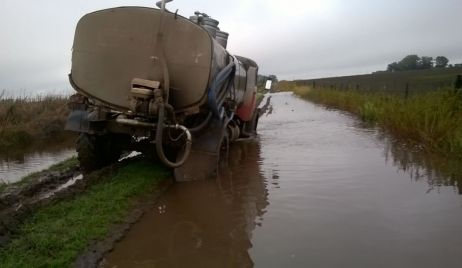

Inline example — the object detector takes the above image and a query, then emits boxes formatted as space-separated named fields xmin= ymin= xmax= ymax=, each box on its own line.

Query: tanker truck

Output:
xmin=65 ymin=1 xmax=260 ymax=181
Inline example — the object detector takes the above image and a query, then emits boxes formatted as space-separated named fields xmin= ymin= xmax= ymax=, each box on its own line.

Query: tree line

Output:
xmin=257 ymin=74 xmax=278 ymax=88
xmin=387 ymin=55 xmax=462 ymax=72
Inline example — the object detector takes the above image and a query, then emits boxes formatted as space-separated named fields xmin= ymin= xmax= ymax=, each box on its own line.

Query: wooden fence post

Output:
xmin=455 ymin=75 xmax=462 ymax=91
xmin=405 ymin=83 xmax=409 ymax=99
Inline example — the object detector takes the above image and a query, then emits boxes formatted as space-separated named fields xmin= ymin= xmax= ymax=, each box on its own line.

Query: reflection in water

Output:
xmin=105 ymin=93 xmax=462 ymax=267
xmin=270 ymin=170 xmax=280 ymax=189
xmin=104 ymin=141 xmax=269 ymax=267
xmin=382 ymin=135 xmax=462 ymax=194
xmin=315 ymin=100 xmax=462 ymax=195
xmin=0 ymin=147 xmax=76 ymax=184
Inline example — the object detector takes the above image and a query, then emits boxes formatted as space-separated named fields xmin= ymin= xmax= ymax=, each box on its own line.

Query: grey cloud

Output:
xmin=0 ymin=0 xmax=461 ymax=94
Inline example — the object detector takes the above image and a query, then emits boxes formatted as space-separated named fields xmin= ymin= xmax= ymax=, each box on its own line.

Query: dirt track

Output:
xmin=0 ymin=163 xmax=80 ymax=246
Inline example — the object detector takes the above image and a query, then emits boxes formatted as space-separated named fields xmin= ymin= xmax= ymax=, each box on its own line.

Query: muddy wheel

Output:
xmin=76 ymin=133 xmax=125 ymax=172
xmin=174 ymin=118 xmax=229 ymax=181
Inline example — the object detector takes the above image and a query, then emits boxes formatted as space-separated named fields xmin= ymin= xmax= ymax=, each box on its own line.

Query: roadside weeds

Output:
xmin=288 ymin=85 xmax=462 ymax=159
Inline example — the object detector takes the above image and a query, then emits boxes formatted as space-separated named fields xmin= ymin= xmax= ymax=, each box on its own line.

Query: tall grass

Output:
xmin=0 ymin=91 xmax=70 ymax=151
xmin=289 ymin=85 xmax=462 ymax=157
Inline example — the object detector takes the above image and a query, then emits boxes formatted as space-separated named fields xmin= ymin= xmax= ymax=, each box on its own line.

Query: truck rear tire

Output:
xmin=76 ymin=133 xmax=124 ymax=172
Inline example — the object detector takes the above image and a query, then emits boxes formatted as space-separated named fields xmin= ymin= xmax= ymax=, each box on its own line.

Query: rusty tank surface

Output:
xmin=65 ymin=0 xmax=259 ymax=180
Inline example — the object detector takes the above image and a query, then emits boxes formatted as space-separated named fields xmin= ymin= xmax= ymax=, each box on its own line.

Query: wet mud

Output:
xmin=0 ymin=162 xmax=80 ymax=246
xmin=75 ymin=179 xmax=173 ymax=268
xmin=102 ymin=92 xmax=462 ymax=268
xmin=0 ymin=157 xmax=144 ymax=248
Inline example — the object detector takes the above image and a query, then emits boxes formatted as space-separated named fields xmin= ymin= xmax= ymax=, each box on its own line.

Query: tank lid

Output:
xmin=201 ymin=17 xmax=219 ymax=27
xmin=216 ymin=31 xmax=229 ymax=38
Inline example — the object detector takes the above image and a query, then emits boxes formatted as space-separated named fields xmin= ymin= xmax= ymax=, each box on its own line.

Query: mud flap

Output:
xmin=241 ymin=108 xmax=260 ymax=138
xmin=174 ymin=118 xmax=227 ymax=181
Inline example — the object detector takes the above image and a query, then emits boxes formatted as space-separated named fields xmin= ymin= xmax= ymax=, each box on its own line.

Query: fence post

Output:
xmin=405 ymin=82 xmax=409 ymax=99
xmin=455 ymin=75 xmax=462 ymax=91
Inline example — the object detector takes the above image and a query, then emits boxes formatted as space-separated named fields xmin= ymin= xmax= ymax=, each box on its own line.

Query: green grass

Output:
xmin=0 ymin=182 xmax=6 ymax=193
xmin=47 ymin=157 xmax=79 ymax=173
xmin=256 ymin=92 xmax=265 ymax=105
xmin=290 ymin=85 xmax=462 ymax=158
xmin=0 ymin=160 xmax=169 ymax=267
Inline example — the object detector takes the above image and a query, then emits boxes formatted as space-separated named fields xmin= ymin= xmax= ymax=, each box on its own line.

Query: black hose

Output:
xmin=216 ymin=79 xmax=231 ymax=106
xmin=208 ymin=61 xmax=235 ymax=118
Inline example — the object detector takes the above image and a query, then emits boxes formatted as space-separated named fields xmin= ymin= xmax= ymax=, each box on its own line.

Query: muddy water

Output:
xmin=104 ymin=92 xmax=462 ymax=268
xmin=0 ymin=147 xmax=76 ymax=184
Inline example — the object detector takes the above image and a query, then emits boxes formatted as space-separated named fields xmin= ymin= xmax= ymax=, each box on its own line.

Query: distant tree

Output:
xmin=386 ymin=55 xmax=452 ymax=72
xmin=268 ymin=75 xmax=278 ymax=83
xmin=418 ymin=56 xmax=433 ymax=69
xmin=387 ymin=62 xmax=400 ymax=72
xmin=257 ymin=75 xmax=269 ymax=88
xmin=435 ymin=56 xmax=449 ymax=68
xmin=257 ymin=74 xmax=278 ymax=88
xmin=455 ymin=63 xmax=462 ymax=68
xmin=399 ymin=55 xmax=420 ymax=70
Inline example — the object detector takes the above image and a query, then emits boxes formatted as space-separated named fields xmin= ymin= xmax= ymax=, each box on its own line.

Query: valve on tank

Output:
xmin=189 ymin=12 xmax=229 ymax=48
xmin=129 ymin=78 xmax=164 ymax=116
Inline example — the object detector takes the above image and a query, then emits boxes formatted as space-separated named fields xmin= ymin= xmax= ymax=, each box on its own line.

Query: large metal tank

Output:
xmin=71 ymin=7 xmax=228 ymax=112
xmin=67 ymin=3 xmax=260 ymax=180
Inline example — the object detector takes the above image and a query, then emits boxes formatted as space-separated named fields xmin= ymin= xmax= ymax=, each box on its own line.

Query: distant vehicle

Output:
xmin=65 ymin=0 xmax=259 ymax=180
xmin=265 ymin=80 xmax=273 ymax=90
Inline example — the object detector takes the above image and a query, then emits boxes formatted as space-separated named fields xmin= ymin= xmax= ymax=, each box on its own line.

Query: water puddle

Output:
xmin=39 ymin=174 xmax=83 ymax=200
xmin=104 ymin=92 xmax=462 ymax=267
xmin=0 ymin=148 xmax=76 ymax=184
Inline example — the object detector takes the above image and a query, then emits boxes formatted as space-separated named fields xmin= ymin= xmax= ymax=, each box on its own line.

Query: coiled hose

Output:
xmin=208 ymin=61 xmax=235 ymax=118
xmin=153 ymin=0 xmax=191 ymax=167
xmin=156 ymin=103 xmax=192 ymax=168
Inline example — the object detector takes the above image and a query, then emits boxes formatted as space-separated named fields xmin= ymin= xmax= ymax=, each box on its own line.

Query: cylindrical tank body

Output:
xmin=70 ymin=6 xmax=257 ymax=121
xmin=216 ymin=31 xmax=229 ymax=49
xmin=235 ymin=56 xmax=258 ymax=122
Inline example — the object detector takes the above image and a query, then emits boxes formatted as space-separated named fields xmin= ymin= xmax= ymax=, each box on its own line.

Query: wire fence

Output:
xmin=295 ymin=67 xmax=462 ymax=97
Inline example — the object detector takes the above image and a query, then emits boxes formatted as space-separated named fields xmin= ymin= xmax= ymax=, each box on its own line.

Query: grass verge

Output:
xmin=0 ymin=159 xmax=169 ymax=267
xmin=256 ymin=92 xmax=265 ymax=106
xmin=0 ymin=182 xmax=6 ymax=193
xmin=289 ymin=85 xmax=462 ymax=158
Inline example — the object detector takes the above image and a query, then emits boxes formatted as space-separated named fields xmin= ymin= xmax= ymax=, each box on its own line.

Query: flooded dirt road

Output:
xmin=104 ymin=92 xmax=462 ymax=268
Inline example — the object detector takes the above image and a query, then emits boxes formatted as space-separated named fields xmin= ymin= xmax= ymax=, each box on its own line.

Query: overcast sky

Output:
xmin=0 ymin=0 xmax=461 ymax=95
